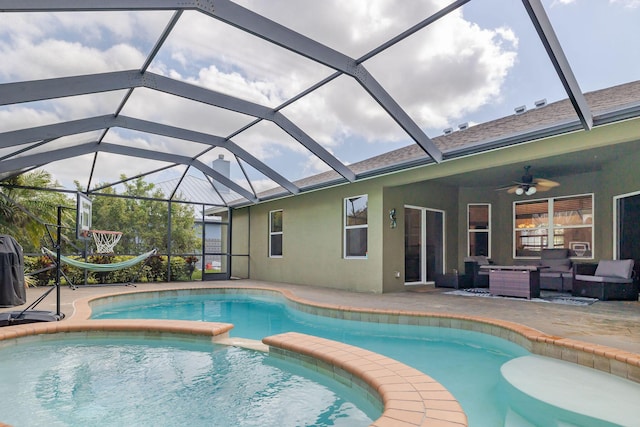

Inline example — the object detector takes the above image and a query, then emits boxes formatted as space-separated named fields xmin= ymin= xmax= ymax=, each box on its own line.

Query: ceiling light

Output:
xmin=515 ymin=187 xmax=524 ymax=195
xmin=525 ymin=186 xmax=537 ymax=195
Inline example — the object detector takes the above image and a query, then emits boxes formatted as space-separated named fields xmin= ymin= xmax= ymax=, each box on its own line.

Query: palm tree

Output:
xmin=0 ymin=171 xmax=74 ymax=252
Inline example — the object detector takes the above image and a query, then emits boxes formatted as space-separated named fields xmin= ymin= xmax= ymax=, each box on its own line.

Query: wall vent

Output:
xmin=534 ymin=98 xmax=547 ymax=108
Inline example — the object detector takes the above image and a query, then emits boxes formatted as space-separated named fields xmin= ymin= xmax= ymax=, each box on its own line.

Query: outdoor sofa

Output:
xmin=538 ymin=248 xmax=573 ymax=292
xmin=572 ymin=259 xmax=638 ymax=301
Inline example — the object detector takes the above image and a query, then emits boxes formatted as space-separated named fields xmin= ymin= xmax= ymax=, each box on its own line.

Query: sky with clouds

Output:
xmin=0 ymin=0 xmax=638 ymax=204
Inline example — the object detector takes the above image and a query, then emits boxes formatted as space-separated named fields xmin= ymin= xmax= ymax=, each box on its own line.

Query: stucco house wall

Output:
xmin=231 ymin=116 xmax=640 ymax=293
xmin=232 ymin=181 xmax=385 ymax=293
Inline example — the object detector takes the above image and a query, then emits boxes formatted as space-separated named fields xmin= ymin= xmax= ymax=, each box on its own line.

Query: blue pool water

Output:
xmin=0 ymin=336 xmax=378 ymax=427
xmin=92 ymin=292 xmax=630 ymax=426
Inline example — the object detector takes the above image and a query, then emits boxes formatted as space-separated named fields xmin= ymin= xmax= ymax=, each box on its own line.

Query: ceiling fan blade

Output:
xmin=495 ymin=184 xmax=515 ymax=191
xmin=534 ymin=178 xmax=560 ymax=188
xmin=506 ymin=186 xmax=519 ymax=194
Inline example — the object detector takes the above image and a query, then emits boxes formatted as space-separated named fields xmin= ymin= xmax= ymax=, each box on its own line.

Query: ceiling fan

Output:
xmin=497 ymin=166 xmax=560 ymax=196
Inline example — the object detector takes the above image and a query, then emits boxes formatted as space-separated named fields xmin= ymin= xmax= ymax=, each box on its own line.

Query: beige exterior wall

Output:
xmin=233 ymin=181 xmax=385 ymax=293
xmin=232 ymin=117 xmax=640 ymax=293
xmin=381 ymin=181 xmax=459 ymax=292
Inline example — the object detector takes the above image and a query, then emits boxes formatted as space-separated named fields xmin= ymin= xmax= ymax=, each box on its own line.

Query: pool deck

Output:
xmin=3 ymin=279 xmax=640 ymax=354
xmin=3 ymin=279 xmax=640 ymax=427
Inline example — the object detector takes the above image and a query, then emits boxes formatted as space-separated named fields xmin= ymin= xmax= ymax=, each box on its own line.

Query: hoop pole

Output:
xmin=56 ymin=206 xmax=61 ymax=317
xmin=84 ymin=238 xmax=89 ymax=286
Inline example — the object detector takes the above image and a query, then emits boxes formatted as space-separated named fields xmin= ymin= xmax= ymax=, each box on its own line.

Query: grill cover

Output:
xmin=0 ymin=235 xmax=26 ymax=307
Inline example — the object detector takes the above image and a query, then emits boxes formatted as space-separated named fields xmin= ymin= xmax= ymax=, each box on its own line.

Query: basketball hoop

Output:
xmin=90 ymin=230 xmax=123 ymax=254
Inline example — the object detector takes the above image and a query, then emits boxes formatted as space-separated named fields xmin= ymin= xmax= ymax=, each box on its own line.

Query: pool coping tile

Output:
xmin=263 ymin=331 xmax=468 ymax=427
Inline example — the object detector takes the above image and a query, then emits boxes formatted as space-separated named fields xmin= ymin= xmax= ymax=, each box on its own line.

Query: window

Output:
xmin=344 ymin=195 xmax=368 ymax=258
xmin=269 ymin=210 xmax=283 ymax=257
xmin=514 ymin=194 xmax=593 ymax=258
xmin=468 ymin=204 xmax=490 ymax=257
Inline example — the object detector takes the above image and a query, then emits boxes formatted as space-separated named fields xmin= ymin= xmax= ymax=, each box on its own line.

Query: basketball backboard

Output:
xmin=76 ymin=192 xmax=92 ymax=240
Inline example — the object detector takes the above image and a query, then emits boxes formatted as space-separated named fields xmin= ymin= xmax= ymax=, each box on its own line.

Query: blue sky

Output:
xmin=0 ymin=0 xmax=638 ymax=201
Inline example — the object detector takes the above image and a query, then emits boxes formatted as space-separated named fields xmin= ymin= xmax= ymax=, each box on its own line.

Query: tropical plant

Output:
xmin=0 ymin=171 xmax=74 ymax=252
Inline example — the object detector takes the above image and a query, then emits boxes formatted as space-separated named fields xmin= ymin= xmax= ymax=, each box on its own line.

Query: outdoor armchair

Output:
xmin=572 ymin=259 xmax=638 ymax=301
xmin=464 ymin=256 xmax=492 ymax=288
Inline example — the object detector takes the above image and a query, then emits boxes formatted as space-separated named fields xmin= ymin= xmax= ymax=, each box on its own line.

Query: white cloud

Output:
xmin=552 ymin=0 xmax=639 ymax=8
xmin=270 ymin=6 xmax=518 ymax=146
xmin=189 ymin=65 xmax=285 ymax=106
xmin=0 ymin=106 xmax=61 ymax=133
xmin=0 ymin=2 xmax=522 ymax=189
xmin=0 ymin=38 xmax=146 ymax=81
xmin=120 ymin=88 xmax=255 ymax=137
xmin=18 ymin=2 xmax=519 ymax=179
xmin=609 ymin=0 xmax=640 ymax=7
xmin=302 ymin=153 xmax=333 ymax=177
xmin=0 ymin=11 xmax=171 ymax=82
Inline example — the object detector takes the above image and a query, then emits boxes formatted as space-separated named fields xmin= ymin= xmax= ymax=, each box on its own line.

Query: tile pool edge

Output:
xmin=72 ymin=285 xmax=640 ymax=384
xmin=264 ymin=331 xmax=467 ymax=427
xmin=0 ymin=319 xmax=234 ymax=344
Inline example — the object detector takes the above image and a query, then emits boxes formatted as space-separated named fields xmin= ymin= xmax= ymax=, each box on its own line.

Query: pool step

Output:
xmin=501 ymin=355 xmax=640 ymax=426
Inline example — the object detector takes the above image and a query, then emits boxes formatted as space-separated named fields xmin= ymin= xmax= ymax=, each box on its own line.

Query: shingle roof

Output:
xmin=249 ymin=80 xmax=640 ymax=202
xmin=360 ymin=80 xmax=640 ymax=168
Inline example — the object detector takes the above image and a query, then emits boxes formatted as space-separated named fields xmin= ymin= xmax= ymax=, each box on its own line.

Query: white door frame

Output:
xmin=613 ymin=190 xmax=640 ymax=259
xmin=404 ymin=205 xmax=446 ymax=285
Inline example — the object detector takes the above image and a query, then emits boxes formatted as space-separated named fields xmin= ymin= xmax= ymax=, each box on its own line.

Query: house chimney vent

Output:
xmin=458 ymin=122 xmax=468 ymax=131
xmin=514 ymin=105 xmax=526 ymax=115
xmin=443 ymin=127 xmax=453 ymax=135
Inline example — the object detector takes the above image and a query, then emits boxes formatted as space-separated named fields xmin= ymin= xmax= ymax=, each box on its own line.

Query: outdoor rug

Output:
xmin=445 ymin=288 xmax=598 ymax=306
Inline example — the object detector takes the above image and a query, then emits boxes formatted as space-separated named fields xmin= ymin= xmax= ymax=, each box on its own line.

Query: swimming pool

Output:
xmin=89 ymin=288 xmax=640 ymax=426
xmin=0 ymin=334 xmax=379 ymax=427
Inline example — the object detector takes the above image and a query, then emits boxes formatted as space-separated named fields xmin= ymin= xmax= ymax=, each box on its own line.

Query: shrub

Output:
xmin=23 ymin=254 xmax=197 ymax=286
xmin=24 ymin=255 xmax=56 ymax=286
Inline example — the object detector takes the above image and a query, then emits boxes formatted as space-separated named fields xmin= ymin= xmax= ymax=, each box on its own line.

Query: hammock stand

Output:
xmin=42 ymin=247 xmax=157 ymax=289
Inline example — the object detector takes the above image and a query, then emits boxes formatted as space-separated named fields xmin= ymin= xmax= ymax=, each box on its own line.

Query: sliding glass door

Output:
xmin=404 ymin=206 xmax=445 ymax=284
xmin=615 ymin=192 xmax=640 ymax=263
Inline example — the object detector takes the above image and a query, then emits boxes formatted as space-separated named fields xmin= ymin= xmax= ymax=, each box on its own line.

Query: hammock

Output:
xmin=42 ymin=248 xmax=157 ymax=272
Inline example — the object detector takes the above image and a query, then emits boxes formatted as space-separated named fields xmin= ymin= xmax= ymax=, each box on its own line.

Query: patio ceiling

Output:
xmin=0 ymin=1 xmax=638 ymax=206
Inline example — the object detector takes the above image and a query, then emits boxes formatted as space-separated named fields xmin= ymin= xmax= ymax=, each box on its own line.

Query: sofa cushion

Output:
xmin=594 ymin=260 xmax=634 ymax=279
xmin=541 ymin=248 xmax=571 ymax=260
xmin=575 ymin=274 xmax=633 ymax=284
xmin=542 ymin=258 xmax=572 ymax=272
xmin=541 ymin=271 xmax=572 ymax=278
